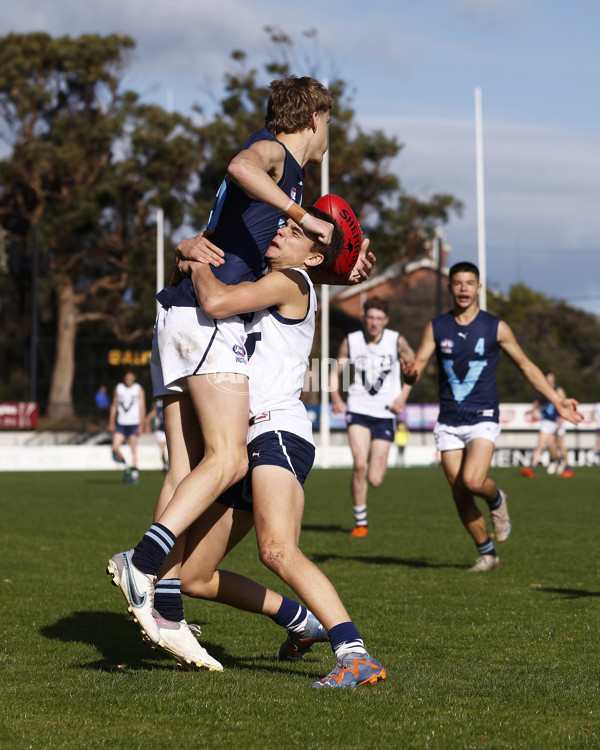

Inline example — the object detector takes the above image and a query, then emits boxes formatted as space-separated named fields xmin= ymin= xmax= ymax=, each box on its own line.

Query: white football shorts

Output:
xmin=434 ymin=421 xmax=501 ymax=452
xmin=151 ymin=306 xmax=248 ymax=397
xmin=539 ymin=419 xmax=560 ymax=435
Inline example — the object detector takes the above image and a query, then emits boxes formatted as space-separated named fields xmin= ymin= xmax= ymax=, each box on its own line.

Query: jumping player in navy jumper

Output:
xmin=107 ymin=78 xmax=374 ymax=662
xmin=402 ymin=262 xmax=583 ymax=572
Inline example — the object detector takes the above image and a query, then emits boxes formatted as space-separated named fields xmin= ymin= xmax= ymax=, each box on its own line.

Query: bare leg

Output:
xmin=179 ymin=503 xmax=283 ymax=616
xmin=441 ymin=448 xmax=489 ymax=545
xmin=155 ymin=393 xmax=204 ymax=580
xmin=252 ymin=465 xmax=351 ymax=632
xmin=128 ymin=434 xmax=139 ymax=468
xmin=348 ymin=424 xmax=371 ymax=509
xmin=111 ymin=432 xmax=127 ymax=463
xmin=366 ymin=439 xmax=392 ymax=488
xmin=156 ymin=373 xmax=249 ymax=538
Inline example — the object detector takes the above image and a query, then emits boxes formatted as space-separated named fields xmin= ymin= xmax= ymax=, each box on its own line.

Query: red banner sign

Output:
xmin=0 ymin=402 xmax=39 ymax=429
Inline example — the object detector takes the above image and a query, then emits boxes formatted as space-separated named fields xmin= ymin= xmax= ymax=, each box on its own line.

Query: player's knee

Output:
xmin=463 ymin=476 xmax=485 ymax=495
xmin=258 ymin=540 xmax=294 ymax=576
xmin=204 ymin=448 xmax=248 ymax=487
xmin=353 ymin=461 xmax=368 ymax=479
xmin=368 ymin=472 xmax=385 ymax=488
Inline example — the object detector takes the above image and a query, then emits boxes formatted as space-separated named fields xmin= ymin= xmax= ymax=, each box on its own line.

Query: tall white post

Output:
xmin=475 ymin=86 xmax=487 ymax=310
xmin=156 ymin=208 xmax=164 ymax=313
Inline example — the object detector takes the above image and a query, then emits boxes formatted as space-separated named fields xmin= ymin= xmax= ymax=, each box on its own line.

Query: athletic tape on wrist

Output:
xmin=285 ymin=199 xmax=307 ymax=225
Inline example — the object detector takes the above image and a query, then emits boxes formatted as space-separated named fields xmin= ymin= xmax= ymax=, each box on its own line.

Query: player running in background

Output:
xmin=109 ymin=368 xmax=146 ymax=484
xmin=107 ymin=76 xmax=341 ymax=646
xmin=330 ymin=297 xmax=413 ymax=536
xmin=402 ymin=261 xmax=584 ymax=572
xmin=520 ymin=372 xmax=573 ymax=477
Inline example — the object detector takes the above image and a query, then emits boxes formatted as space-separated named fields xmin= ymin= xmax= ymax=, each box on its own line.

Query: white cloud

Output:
xmin=357 ymin=108 xmax=600 ymax=314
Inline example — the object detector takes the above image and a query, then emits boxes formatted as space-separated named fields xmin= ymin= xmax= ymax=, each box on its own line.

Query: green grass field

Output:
xmin=1 ymin=466 xmax=599 ymax=749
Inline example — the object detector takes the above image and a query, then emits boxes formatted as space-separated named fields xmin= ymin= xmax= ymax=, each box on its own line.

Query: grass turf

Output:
xmin=1 ymin=466 xmax=599 ymax=749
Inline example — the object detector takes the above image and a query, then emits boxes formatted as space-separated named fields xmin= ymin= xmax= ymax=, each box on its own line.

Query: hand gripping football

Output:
xmin=314 ymin=194 xmax=362 ymax=278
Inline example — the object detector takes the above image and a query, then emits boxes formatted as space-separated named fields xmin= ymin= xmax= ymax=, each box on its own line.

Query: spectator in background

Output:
xmin=394 ymin=421 xmax=410 ymax=467
xmin=94 ymin=384 xmax=111 ymax=427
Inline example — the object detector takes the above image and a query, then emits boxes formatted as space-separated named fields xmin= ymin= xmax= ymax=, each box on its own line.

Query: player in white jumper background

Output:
xmin=157 ymin=209 xmax=385 ymax=687
xmin=331 ymin=297 xmax=414 ymax=536
xmin=109 ymin=368 xmax=146 ymax=484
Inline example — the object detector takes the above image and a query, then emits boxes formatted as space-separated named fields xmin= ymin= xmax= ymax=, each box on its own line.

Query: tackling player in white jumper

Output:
xmin=156 ymin=208 xmax=386 ymax=688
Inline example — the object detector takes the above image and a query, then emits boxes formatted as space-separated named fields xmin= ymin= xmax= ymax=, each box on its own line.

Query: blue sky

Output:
xmin=6 ymin=0 xmax=600 ymax=315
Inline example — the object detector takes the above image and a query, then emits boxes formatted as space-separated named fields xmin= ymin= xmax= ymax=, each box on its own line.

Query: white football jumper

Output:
xmin=246 ymin=268 xmax=316 ymax=445
xmin=346 ymin=328 xmax=402 ymax=419
xmin=116 ymin=382 xmax=143 ymax=426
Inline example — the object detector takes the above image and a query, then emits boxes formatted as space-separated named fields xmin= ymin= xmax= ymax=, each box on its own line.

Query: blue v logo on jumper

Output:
xmin=359 ymin=367 xmax=391 ymax=396
xmin=443 ymin=360 xmax=488 ymax=403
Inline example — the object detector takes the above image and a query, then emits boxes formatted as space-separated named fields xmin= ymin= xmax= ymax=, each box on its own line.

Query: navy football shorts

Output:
xmin=346 ymin=411 xmax=395 ymax=442
xmin=115 ymin=424 xmax=139 ymax=438
xmin=216 ymin=430 xmax=315 ymax=512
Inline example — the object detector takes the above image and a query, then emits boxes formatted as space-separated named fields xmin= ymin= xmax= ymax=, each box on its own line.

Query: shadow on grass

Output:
xmin=309 ymin=552 xmax=463 ymax=570
xmin=534 ymin=587 xmax=600 ymax=599
xmin=39 ymin=610 xmax=229 ymax=671
xmin=39 ymin=611 xmax=316 ymax=677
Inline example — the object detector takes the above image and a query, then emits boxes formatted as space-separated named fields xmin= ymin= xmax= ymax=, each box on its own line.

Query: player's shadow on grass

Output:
xmin=309 ymin=552 xmax=464 ymax=570
xmin=534 ymin=587 xmax=600 ymax=599
xmin=39 ymin=610 xmax=228 ymax=671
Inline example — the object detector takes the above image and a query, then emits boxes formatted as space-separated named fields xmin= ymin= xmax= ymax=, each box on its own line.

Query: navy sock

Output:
xmin=487 ymin=489 xmax=502 ymax=511
xmin=131 ymin=523 xmax=176 ymax=575
xmin=476 ymin=537 xmax=497 ymax=557
xmin=328 ymin=621 xmax=366 ymax=658
xmin=271 ymin=596 xmax=308 ymax=633
xmin=154 ymin=578 xmax=184 ymax=622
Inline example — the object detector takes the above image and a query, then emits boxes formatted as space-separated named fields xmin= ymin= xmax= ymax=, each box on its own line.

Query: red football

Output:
xmin=314 ymin=194 xmax=362 ymax=278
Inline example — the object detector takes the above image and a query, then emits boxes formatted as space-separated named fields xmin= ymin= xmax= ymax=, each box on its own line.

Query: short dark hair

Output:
xmin=363 ymin=296 xmax=389 ymax=316
xmin=304 ymin=206 xmax=344 ymax=269
xmin=266 ymin=77 xmax=333 ymax=134
xmin=449 ymin=261 xmax=480 ymax=281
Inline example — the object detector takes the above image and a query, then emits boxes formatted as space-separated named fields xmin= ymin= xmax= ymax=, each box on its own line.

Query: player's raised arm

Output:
xmin=228 ymin=140 xmax=333 ymax=245
xmin=401 ymin=321 xmax=436 ymax=385
xmin=497 ymin=320 xmax=584 ymax=425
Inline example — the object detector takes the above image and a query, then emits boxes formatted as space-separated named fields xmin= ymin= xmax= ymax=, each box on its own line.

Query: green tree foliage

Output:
xmin=1 ymin=29 xmax=596 ymax=422
xmin=0 ymin=33 xmax=204 ymax=419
